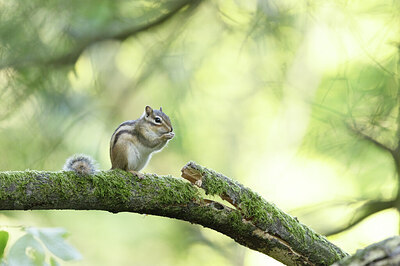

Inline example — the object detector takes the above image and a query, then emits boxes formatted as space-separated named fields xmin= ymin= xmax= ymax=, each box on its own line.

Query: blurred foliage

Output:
xmin=1 ymin=0 xmax=400 ymax=265
xmin=0 ymin=227 xmax=81 ymax=266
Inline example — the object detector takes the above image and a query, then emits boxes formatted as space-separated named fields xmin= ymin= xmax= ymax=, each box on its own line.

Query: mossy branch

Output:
xmin=0 ymin=163 xmax=347 ymax=265
xmin=181 ymin=162 xmax=348 ymax=265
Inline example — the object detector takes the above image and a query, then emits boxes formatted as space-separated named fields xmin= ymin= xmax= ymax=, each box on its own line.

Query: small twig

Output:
xmin=346 ymin=123 xmax=393 ymax=153
xmin=324 ymin=200 xmax=395 ymax=236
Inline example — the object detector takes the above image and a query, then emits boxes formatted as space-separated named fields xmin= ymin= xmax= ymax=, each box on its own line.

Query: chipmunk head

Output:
xmin=143 ymin=105 xmax=173 ymax=134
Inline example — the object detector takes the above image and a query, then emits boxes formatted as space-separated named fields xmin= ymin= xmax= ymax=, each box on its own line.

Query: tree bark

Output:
xmin=0 ymin=162 xmax=348 ymax=265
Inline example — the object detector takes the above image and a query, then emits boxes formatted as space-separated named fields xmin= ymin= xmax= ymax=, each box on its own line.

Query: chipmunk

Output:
xmin=110 ymin=105 xmax=174 ymax=175
xmin=63 ymin=106 xmax=174 ymax=176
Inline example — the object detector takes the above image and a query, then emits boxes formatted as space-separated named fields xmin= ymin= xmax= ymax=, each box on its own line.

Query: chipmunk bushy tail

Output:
xmin=63 ymin=154 xmax=97 ymax=175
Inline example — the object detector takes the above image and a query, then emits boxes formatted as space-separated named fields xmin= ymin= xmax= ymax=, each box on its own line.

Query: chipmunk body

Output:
xmin=110 ymin=106 xmax=174 ymax=172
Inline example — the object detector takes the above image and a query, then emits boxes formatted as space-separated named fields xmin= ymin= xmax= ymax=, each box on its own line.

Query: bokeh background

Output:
xmin=1 ymin=0 xmax=400 ymax=265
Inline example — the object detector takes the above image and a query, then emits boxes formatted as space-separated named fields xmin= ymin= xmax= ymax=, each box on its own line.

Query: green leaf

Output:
xmin=0 ymin=231 xmax=9 ymax=259
xmin=27 ymin=228 xmax=82 ymax=261
xmin=8 ymin=234 xmax=45 ymax=266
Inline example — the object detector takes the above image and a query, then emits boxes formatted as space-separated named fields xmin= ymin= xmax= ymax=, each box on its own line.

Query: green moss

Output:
xmin=138 ymin=173 xmax=201 ymax=205
xmin=91 ymin=171 xmax=131 ymax=203
xmin=0 ymin=171 xmax=49 ymax=204
xmin=196 ymin=167 xmax=240 ymax=201
xmin=89 ymin=170 xmax=198 ymax=208
xmin=203 ymin=173 xmax=230 ymax=196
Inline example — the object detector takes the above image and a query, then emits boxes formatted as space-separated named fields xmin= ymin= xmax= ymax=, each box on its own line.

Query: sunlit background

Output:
xmin=1 ymin=0 xmax=400 ymax=265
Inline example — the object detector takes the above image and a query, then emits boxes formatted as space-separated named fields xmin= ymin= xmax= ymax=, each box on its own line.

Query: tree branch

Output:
xmin=0 ymin=0 xmax=201 ymax=70
xmin=0 ymin=163 xmax=348 ymax=265
xmin=346 ymin=123 xmax=393 ymax=154
xmin=181 ymin=162 xmax=348 ymax=265
xmin=333 ymin=236 xmax=400 ymax=266
xmin=323 ymin=200 xmax=395 ymax=236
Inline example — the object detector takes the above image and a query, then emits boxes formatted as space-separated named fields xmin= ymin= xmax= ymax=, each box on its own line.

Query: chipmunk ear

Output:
xmin=159 ymin=107 xmax=163 ymax=112
xmin=145 ymin=106 xmax=153 ymax=116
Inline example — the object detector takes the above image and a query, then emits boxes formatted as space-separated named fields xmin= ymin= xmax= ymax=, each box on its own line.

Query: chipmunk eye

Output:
xmin=154 ymin=117 xmax=162 ymax=124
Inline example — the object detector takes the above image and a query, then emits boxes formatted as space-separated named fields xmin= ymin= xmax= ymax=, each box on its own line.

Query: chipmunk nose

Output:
xmin=170 ymin=127 xmax=173 ymax=132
